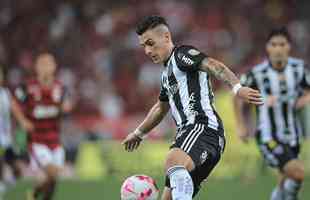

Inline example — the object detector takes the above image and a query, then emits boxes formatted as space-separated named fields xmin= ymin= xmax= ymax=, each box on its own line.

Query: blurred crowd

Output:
xmin=0 ymin=0 xmax=309 ymax=119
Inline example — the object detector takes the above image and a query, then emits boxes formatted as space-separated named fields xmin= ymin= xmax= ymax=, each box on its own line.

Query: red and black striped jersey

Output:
xmin=14 ymin=79 xmax=66 ymax=149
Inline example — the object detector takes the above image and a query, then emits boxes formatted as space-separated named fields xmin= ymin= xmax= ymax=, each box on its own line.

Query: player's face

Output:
xmin=266 ymin=35 xmax=291 ymax=65
xmin=35 ymin=54 xmax=57 ymax=78
xmin=138 ymin=28 xmax=171 ymax=64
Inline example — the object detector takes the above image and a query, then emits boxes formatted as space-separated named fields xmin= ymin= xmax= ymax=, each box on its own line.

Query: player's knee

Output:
xmin=164 ymin=148 xmax=194 ymax=172
xmin=290 ymin=166 xmax=304 ymax=182
xmin=45 ymin=164 xmax=59 ymax=180
xmin=284 ymin=161 xmax=305 ymax=182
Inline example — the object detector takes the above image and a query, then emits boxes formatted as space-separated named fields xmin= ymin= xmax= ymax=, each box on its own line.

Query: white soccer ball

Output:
xmin=121 ymin=175 xmax=159 ymax=200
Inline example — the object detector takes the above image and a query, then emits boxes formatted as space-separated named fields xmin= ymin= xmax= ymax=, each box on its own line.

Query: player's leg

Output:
xmin=40 ymin=146 xmax=64 ymax=200
xmin=271 ymin=174 xmax=285 ymax=200
xmin=165 ymin=148 xmax=195 ymax=200
xmin=29 ymin=143 xmax=53 ymax=199
xmin=258 ymin=142 xmax=285 ymax=200
xmin=40 ymin=164 xmax=59 ymax=200
xmin=5 ymin=147 xmax=23 ymax=180
xmin=28 ymin=143 xmax=63 ymax=200
xmin=281 ymin=159 xmax=304 ymax=200
xmin=260 ymin=143 xmax=302 ymax=200
xmin=0 ymin=155 xmax=6 ymax=196
xmin=163 ymin=124 xmax=224 ymax=200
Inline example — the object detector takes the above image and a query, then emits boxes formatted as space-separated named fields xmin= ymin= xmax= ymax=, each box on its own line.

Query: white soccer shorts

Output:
xmin=30 ymin=143 xmax=65 ymax=170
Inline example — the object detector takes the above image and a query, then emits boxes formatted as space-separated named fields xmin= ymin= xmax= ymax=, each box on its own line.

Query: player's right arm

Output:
xmin=122 ymin=100 xmax=170 ymax=152
xmin=11 ymin=96 xmax=34 ymax=132
xmin=12 ymin=84 xmax=34 ymax=132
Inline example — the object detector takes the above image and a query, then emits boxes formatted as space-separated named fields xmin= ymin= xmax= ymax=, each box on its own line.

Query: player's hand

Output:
xmin=122 ymin=131 xmax=143 ymax=152
xmin=237 ymin=87 xmax=264 ymax=105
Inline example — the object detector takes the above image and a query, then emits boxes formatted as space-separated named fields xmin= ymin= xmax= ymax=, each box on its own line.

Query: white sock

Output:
xmin=167 ymin=166 xmax=193 ymax=200
xmin=283 ymin=178 xmax=301 ymax=200
xmin=271 ymin=186 xmax=283 ymax=200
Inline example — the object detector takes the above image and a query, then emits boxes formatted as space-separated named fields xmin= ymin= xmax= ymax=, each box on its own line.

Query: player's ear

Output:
xmin=164 ymin=31 xmax=171 ymax=43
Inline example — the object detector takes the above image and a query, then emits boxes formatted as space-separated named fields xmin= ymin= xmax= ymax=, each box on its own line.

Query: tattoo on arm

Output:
xmin=201 ymin=58 xmax=239 ymax=88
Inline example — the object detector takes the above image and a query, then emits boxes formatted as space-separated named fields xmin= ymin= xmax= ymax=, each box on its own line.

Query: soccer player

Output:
xmin=14 ymin=53 xmax=72 ymax=200
xmin=235 ymin=27 xmax=310 ymax=200
xmin=122 ymin=16 xmax=263 ymax=200
xmin=0 ymin=66 xmax=33 ymax=194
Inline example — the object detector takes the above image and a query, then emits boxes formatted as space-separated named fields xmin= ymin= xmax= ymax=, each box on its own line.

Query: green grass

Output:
xmin=5 ymin=174 xmax=310 ymax=200
xmin=5 ymin=90 xmax=310 ymax=199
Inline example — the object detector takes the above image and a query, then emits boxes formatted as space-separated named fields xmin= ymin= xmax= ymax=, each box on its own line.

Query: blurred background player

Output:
xmin=122 ymin=16 xmax=263 ymax=200
xmin=14 ymin=53 xmax=73 ymax=200
xmin=0 ymin=66 xmax=33 ymax=196
xmin=235 ymin=27 xmax=310 ymax=200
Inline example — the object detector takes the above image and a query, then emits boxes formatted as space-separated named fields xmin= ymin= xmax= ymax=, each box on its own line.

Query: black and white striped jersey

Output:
xmin=0 ymin=87 xmax=13 ymax=148
xmin=159 ymin=45 xmax=223 ymax=134
xmin=241 ymin=57 xmax=310 ymax=146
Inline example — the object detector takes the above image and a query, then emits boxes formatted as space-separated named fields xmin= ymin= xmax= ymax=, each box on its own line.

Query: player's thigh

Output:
xmin=42 ymin=146 xmax=65 ymax=179
xmin=161 ymin=187 xmax=172 ymax=200
xmin=282 ymin=159 xmax=305 ymax=182
xmin=258 ymin=142 xmax=299 ymax=170
xmin=30 ymin=143 xmax=53 ymax=170
xmin=165 ymin=148 xmax=195 ymax=172
xmin=165 ymin=123 xmax=205 ymax=172
xmin=52 ymin=146 xmax=65 ymax=168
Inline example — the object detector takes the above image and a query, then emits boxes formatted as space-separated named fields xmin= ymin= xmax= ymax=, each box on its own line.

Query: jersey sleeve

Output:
xmin=300 ymin=66 xmax=310 ymax=89
xmin=14 ymin=84 xmax=28 ymax=103
xmin=175 ymin=45 xmax=207 ymax=73
xmin=158 ymin=80 xmax=169 ymax=102
xmin=240 ymin=71 xmax=258 ymax=89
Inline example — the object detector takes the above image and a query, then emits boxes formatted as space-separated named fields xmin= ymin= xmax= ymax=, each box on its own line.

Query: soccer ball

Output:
xmin=121 ymin=175 xmax=159 ymax=200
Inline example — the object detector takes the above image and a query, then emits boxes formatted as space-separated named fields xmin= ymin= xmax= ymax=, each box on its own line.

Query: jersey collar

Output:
xmin=164 ymin=46 xmax=177 ymax=67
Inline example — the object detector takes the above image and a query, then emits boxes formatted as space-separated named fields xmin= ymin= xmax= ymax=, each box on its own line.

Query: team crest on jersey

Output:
xmin=188 ymin=49 xmax=200 ymax=56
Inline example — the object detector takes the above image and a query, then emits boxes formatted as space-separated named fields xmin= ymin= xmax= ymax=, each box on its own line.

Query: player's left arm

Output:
xmin=11 ymin=97 xmax=34 ymax=132
xmin=200 ymin=57 xmax=263 ymax=105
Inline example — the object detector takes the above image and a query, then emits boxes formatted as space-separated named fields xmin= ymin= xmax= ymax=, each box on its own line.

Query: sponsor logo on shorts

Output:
xmin=200 ymin=150 xmax=208 ymax=164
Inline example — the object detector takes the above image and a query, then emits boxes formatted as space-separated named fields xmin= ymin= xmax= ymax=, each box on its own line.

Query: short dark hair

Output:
xmin=136 ymin=15 xmax=169 ymax=35
xmin=267 ymin=26 xmax=291 ymax=42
